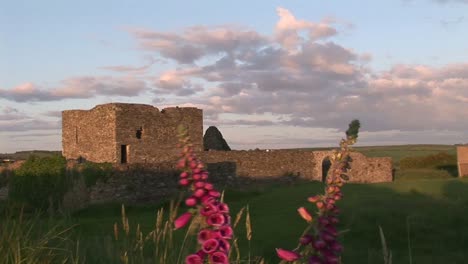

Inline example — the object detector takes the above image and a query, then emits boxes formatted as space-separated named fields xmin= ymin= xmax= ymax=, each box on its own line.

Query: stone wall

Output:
xmin=87 ymin=163 xmax=180 ymax=204
xmin=114 ymin=105 xmax=203 ymax=163
xmin=457 ymin=146 xmax=468 ymax=177
xmin=62 ymin=104 xmax=117 ymax=162
xmin=0 ymin=150 xmax=393 ymax=206
xmin=346 ymin=154 xmax=393 ymax=183
xmin=65 ymin=162 xmax=241 ymax=207
xmin=312 ymin=151 xmax=393 ymax=183
xmin=200 ymin=150 xmax=316 ymax=180
xmin=79 ymin=149 xmax=392 ymax=205
xmin=201 ymin=150 xmax=393 ymax=184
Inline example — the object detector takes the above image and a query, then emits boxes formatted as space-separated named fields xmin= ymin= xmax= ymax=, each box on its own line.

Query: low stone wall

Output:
xmin=89 ymin=163 xmax=179 ymax=204
xmin=347 ymin=155 xmax=393 ymax=183
xmin=0 ymin=150 xmax=393 ymax=207
xmin=312 ymin=151 xmax=393 ymax=183
xmin=64 ymin=162 xmax=243 ymax=208
xmin=200 ymin=150 xmax=316 ymax=180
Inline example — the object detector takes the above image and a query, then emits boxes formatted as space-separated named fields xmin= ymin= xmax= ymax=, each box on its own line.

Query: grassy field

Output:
xmin=66 ymin=178 xmax=468 ymax=263
xmin=1 ymin=144 xmax=466 ymax=263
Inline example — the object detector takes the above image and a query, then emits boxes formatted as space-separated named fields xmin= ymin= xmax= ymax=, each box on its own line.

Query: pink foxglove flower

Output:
xmin=276 ymin=248 xmax=301 ymax=261
xmin=297 ymin=207 xmax=313 ymax=222
xmin=176 ymin=125 xmax=234 ymax=263
xmin=207 ymin=213 xmax=226 ymax=226
xmin=202 ymin=238 xmax=219 ymax=254
xmin=209 ymin=251 xmax=229 ymax=264
xmin=174 ymin=212 xmax=192 ymax=230
xmin=185 ymin=254 xmax=203 ymax=264
xmin=185 ymin=197 xmax=197 ymax=207
xmin=218 ymin=225 xmax=233 ymax=239
xmin=197 ymin=229 xmax=212 ymax=243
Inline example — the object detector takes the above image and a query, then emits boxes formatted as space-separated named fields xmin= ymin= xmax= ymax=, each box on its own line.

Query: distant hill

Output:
xmin=0 ymin=150 xmax=62 ymax=161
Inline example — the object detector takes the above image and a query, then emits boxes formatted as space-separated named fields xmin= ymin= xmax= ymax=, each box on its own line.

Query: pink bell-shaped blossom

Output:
xmin=193 ymin=188 xmax=206 ymax=198
xmin=297 ymin=207 xmax=313 ymax=222
xmin=200 ymin=203 xmax=218 ymax=216
xmin=217 ymin=203 xmax=229 ymax=213
xmin=200 ymin=195 xmax=215 ymax=205
xmin=276 ymin=248 xmax=301 ymax=261
xmin=217 ymin=238 xmax=231 ymax=252
xmin=197 ymin=229 xmax=212 ymax=243
xmin=207 ymin=213 xmax=226 ymax=226
xmin=185 ymin=197 xmax=197 ymax=207
xmin=179 ymin=178 xmax=190 ymax=186
xmin=174 ymin=212 xmax=192 ymax=230
xmin=209 ymin=251 xmax=229 ymax=264
xmin=185 ymin=254 xmax=202 ymax=264
xmin=204 ymin=182 xmax=213 ymax=190
xmin=218 ymin=225 xmax=233 ymax=239
xmin=202 ymin=238 xmax=219 ymax=254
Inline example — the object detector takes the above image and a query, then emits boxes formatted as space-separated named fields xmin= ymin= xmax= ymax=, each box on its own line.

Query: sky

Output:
xmin=1 ymin=0 xmax=468 ymax=152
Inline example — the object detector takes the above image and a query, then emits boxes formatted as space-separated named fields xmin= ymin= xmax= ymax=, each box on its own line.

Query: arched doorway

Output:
xmin=322 ymin=157 xmax=331 ymax=182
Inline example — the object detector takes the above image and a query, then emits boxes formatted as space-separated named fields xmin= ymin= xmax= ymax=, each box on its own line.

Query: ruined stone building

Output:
xmin=457 ymin=145 xmax=468 ymax=177
xmin=62 ymin=103 xmax=393 ymax=183
xmin=62 ymin=103 xmax=202 ymax=163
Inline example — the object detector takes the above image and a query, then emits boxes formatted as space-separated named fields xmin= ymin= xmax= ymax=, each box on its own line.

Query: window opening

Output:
xmin=136 ymin=127 xmax=143 ymax=139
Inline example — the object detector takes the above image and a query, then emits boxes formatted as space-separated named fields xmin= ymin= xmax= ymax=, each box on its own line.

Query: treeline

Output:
xmin=6 ymin=155 xmax=112 ymax=211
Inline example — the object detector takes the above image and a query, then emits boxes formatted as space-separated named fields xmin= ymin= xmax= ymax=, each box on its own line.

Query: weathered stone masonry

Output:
xmin=63 ymin=103 xmax=203 ymax=163
xmin=201 ymin=150 xmax=393 ymax=183
xmin=457 ymin=145 xmax=468 ymax=177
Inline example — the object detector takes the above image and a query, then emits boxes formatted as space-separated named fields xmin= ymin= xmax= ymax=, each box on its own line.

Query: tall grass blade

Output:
xmin=406 ymin=217 xmax=413 ymax=264
xmin=379 ymin=225 xmax=392 ymax=264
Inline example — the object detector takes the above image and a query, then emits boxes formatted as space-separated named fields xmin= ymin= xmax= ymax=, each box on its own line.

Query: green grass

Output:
xmin=51 ymin=178 xmax=468 ymax=264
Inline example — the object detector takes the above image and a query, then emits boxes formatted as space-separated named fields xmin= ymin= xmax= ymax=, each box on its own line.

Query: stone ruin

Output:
xmin=457 ymin=145 xmax=468 ymax=177
xmin=62 ymin=103 xmax=392 ymax=182
xmin=62 ymin=103 xmax=203 ymax=163
xmin=59 ymin=103 xmax=394 ymax=205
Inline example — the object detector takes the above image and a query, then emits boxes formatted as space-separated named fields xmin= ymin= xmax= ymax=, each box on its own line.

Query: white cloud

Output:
xmin=125 ymin=8 xmax=468 ymax=136
xmin=0 ymin=76 xmax=149 ymax=102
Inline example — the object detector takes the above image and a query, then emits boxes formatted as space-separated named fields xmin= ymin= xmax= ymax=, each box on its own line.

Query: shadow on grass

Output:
xmin=236 ymin=179 xmax=468 ymax=264
xmin=337 ymin=180 xmax=468 ymax=264
xmin=437 ymin=164 xmax=459 ymax=177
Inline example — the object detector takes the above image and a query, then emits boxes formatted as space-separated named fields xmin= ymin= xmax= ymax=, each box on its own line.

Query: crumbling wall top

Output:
xmin=62 ymin=103 xmax=202 ymax=115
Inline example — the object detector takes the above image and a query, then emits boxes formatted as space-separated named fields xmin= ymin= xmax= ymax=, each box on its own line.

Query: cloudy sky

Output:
xmin=1 ymin=0 xmax=468 ymax=152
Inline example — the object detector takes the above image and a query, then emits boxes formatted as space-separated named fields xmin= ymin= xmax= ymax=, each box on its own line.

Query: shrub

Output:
xmin=79 ymin=162 xmax=113 ymax=187
xmin=399 ymin=152 xmax=456 ymax=170
xmin=0 ymin=168 xmax=8 ymax=188
xmin=8 ymin=155 xmax=69 ymax=210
